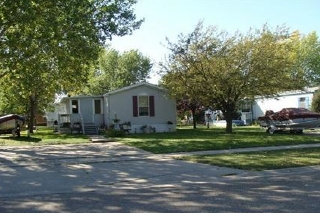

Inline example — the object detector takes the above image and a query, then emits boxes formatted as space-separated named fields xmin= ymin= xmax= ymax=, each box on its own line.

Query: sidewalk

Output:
xmin=1 ymin=142 xmax=320 ymax=213
xmin=1 ymin=139 xmax=320 ymax=201
xmin=162 ymin=143 xmax=320 ymax=158
xmin=89 ymin=135 xmax=116 ymax=143
xmin=88 ymin=134 xmax=320 ymax=159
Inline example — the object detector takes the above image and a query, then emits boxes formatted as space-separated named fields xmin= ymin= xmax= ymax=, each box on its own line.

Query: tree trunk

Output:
xmin=224 ymin=103 xmax=237 ymax=134
xmin=225 ymin=115 xmax=233 ymax=134
xmin=191 ymin=108 xmax=197 ymax=129
xmin=28 ymin=95 xmax=37 ymax=134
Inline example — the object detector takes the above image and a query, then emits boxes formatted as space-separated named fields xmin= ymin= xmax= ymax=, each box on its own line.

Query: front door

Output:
xmin=93 ymin=99 xmax=104 ymax=126
xmin=80 ymin=99 xmax=94 ymax=124
xmin=71 ymin=99 xmax=93 ymax=124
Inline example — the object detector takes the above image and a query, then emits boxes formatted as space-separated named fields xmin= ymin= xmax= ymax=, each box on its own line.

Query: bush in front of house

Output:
xmin=106 ymin=128 xmax=125 ymax=137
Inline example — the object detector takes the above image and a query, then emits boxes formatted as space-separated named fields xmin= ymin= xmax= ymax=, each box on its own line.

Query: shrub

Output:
xmin=106 ymin=129 xmax=125 ymax=137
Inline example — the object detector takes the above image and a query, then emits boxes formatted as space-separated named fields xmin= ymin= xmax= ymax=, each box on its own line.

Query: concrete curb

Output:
xmin=89 ymin=135 xmax=116 ymax=143
xmin=162 ymin=143 xmax=320 ymax=158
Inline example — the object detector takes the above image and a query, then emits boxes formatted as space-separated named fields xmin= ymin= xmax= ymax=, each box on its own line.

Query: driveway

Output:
xmin=1 ymin=142 xmax=320 ymax=213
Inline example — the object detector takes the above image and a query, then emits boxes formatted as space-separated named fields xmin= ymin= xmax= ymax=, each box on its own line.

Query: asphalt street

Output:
xmin=1 ymin=142 xmax=320 ymax=213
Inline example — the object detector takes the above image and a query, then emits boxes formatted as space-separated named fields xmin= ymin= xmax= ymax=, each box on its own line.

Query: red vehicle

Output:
xmin=0 ymin=114 xmax=25 ymax=137
xmin=258 ymin=108 xmax=320 ymax=134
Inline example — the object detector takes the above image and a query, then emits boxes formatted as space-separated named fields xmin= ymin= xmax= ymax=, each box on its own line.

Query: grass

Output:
xmin=119 ymin=126 xmax=320 ymax=154
xmin=177 ymin=147 xmax=320 ymax=171
xmin=0 ymin=127 xmax=90 ymax=146
xmin=1 ymin=125 xmax=320 ymax=170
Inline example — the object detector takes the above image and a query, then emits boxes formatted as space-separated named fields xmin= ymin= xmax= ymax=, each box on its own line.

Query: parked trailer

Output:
xmin=258 ymin=108 xmax=320 ymax=134
xmin=0 ymin=114 xmax=25 ymax=137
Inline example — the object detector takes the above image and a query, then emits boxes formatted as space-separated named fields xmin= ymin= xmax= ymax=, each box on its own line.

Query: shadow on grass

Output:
xmin=0 ymin=127 xmax=90 ymax=146
xmin=0 ymin=136 xmax=42 ymax=143
xmin=37 ymin=132 xmax=89 ymax=140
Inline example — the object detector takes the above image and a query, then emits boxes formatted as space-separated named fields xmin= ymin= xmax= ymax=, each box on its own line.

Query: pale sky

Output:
xmin=108 ymin=0 xmax=320 ymax=84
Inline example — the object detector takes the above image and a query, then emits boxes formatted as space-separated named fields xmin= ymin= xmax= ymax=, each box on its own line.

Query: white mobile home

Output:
xmin=54 ymin=83 xmax=176 ymax=134
xmin=104 ymin=83 xmax=176 ymax=133
xmin=250 ymin=87 xmax=319 ymax=121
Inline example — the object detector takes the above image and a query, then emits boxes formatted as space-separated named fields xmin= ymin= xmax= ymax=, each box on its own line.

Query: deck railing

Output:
xmin=58 ymin=113 xmax=84 ymax=133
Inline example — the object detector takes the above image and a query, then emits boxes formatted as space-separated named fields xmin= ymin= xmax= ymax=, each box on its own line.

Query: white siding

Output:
xmin=55 ymin=83 xmax=176 ymax=133
xmin=253 ymin=93 xmax=314 ymax=119
xmin=106 ymin=84 xmax=176 ymax=132
xmin=45 ymin=104 xmax=67 ymax=126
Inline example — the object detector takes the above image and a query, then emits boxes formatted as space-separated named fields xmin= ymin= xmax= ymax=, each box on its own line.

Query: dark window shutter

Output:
xmin=133 ymin=96 xmax=138 ymax=117
xmin=149 ymin=96 xmax=155 ymax=117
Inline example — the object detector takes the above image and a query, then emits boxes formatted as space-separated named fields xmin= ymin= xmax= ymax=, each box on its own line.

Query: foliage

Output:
xmin=123 ymin=121 xmax=131 ymax=126
xmin=140 ymin=124 xmax=148 ymax=130
xmin=0 ymin=0 xmax=142 ymax=132
xmin=120 ymin=126 xmax=320 ymax=154
xmin=311 ymin=90 xmax=320 ymax=112
xmin=106 ymin=128 xmax=125 ymax=137
xmin=161 ymin=22 xmax=308 ymax=133
xmin=82 ymin=48 xmax=152 ymax=95
xmin=176 ymin=99 xmax=204 ymax=129
xmin=160 ymin=24 xmax=210 ymax=129
xmin=293 ymin=31 xmax=320 ymax=86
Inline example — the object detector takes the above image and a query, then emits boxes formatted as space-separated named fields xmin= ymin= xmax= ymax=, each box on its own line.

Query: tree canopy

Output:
xmin=82 ymin=48 xmax=152 ymax=95
xmin=0 ymin=0 xmax=142 ymax=132
xmin=293 ymin=31 xmax=320 ymax=86
xmin=311 ymin=90 xmax=320 ymax=113
xmin=161 ymin=22 xmax=315 ymax=133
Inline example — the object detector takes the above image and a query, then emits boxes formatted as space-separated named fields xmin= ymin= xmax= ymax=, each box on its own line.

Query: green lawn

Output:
xmin=120 ymin=126 xmax=320 ymax=154
xmin=0 ymin=127 xmax=90 ymax=146
xmin=177 ymin=147 xmax=320 ymax=171
xmin=1 ymin=125 xmax=320 ymax=170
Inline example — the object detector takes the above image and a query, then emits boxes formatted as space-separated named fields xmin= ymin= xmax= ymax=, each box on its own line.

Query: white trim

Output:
xmin=255 ymin=87 xmax=319 ymax=100
xmin=104 ymin=82 xmax=165 ymax=96
xmin=61 ymin=95 xmax=102 ymax=103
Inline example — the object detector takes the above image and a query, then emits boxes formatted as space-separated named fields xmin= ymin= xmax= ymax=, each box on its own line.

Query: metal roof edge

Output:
xmin=103 ymin=82 xmax=164 ymax=96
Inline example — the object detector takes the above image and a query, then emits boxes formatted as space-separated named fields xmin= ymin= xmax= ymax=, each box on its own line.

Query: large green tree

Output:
xmin=311 ymin=90 xmax=320 ymax=112
xmin=0 ymin=0 xmax=142 ymax=132
xmin=161 ymin=23 xmax=306 ymax=133
xmin=160 ymin=24 xmax=215 ymax=129
xmin=83 ymin=48 xmax=152 ymax=95
xmin=293 ymin=31 xmax=320 ymax=86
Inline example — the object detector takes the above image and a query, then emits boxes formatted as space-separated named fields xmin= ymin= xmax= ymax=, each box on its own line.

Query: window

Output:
xmin=71 ymin=100 xmax=79 ymax=114
xmin=241 ymin=102 xmax=251 ymax=112
xmin=298 ymin=97 xmax=308 ymax=109
xmin=139 ymin=96 xmax=149 ymax=116
xmin=133 ymin=96 xmax=155 ymax=117
xmin=94 ymin=99 xmax=102 ymax=114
